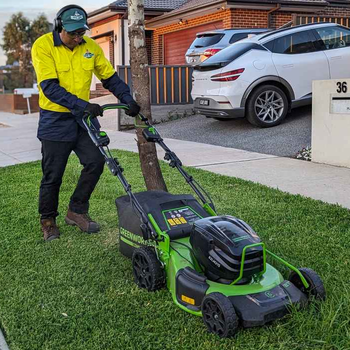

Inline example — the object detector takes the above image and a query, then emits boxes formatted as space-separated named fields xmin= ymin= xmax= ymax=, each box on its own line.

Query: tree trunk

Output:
xmin=128 ymin=0 xmax=167 ymax=191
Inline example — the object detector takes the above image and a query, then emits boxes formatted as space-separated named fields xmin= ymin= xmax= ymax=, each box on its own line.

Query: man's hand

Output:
xmin=84 ymin=103 xmax=104 ymax=118
xmin=125 ymin=101 xmax=141 ymax=117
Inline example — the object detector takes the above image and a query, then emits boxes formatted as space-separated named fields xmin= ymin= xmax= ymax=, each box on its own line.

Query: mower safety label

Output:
xmin=181 ymin=295 xmax=195 ymax=305
xmin=163 ymin=207 xmax=202 ymax=228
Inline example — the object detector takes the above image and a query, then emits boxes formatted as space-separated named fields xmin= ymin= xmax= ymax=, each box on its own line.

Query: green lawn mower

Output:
xmin=83 ymin=103 xmax=326 ymax=338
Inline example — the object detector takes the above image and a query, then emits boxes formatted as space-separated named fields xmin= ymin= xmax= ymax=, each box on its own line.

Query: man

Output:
xmin=31 ymin=5 xmax=140 ymax=242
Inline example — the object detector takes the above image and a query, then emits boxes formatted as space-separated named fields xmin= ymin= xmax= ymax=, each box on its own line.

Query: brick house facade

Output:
xmin=146 ymin=0 xmax=350 ymax=65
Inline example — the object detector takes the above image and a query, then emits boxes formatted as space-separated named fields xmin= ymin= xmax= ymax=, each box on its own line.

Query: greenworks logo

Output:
xmin=232 ymin=235 xmax=249 ymax=243
xmin=120 ymin=227 xmax=155 ymax=247
xmin=264 ymin=291 xmax=276 ymax=299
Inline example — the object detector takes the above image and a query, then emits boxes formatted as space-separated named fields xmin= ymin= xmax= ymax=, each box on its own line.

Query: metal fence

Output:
xmin=293 ymin=14 xmax=350 ymax=27
xmin=117 ymin=65 xmax=194 ymax=105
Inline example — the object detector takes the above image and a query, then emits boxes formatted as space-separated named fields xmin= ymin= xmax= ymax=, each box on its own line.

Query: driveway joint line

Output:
xmin=193 ymin=156 xmax=282 ymax=168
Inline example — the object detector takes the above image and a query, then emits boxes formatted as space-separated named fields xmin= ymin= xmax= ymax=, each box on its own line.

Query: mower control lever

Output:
xmin=93 ymin=130 xmax=110 ymax=147
xmin=164 ymin=151 xmax=182 ymax=167
xmin=105 ymin=157 xmax=124 ymax=176
xmin=142 ymin=126 xmax=163 ymax=142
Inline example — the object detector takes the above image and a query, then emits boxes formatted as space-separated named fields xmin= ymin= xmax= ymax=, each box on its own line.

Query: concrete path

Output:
xmin=1 ymin=111 xmax=350 ymax=210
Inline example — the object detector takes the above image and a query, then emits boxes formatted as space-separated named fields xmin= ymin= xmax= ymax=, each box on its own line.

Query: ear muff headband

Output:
xmin=53 ymin=4 xmax=88 ymax=33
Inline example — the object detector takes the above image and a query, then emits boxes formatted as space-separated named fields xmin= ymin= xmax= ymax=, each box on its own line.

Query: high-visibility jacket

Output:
xmin=31 ymin=31 xmax=133 ymax=141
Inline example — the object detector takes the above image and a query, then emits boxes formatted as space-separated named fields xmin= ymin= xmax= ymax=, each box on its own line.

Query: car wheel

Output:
xmin=246 ymin=85 xmax=288 ymax=127
xmin=132 ymin=246 xmax=165 ymax=291
xmin=289 ymin=267 xmax=326 ymax=301
xmin=201 ymin=292 xmax=238 ymax=338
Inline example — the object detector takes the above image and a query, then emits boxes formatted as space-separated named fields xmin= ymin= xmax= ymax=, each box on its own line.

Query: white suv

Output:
xmin=192 ymin=23 xmax=350 ymax=127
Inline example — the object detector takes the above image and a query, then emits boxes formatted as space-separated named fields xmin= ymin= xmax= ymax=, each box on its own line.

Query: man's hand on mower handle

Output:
xmin=84 ymin=103 xmax=104 ymax=118
xmin=125 ymin=100 xmax=141 ymax=117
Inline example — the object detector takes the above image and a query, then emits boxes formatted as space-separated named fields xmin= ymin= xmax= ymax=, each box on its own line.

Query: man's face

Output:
xmin=60 ymin=29 xmax=86 ymax=49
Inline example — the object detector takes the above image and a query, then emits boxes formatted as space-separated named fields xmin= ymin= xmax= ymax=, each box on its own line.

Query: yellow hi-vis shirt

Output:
xmin=31 ymin=32 xmax=115 ymax=113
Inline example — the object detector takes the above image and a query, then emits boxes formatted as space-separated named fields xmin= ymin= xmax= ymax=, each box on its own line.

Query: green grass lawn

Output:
xmin=0 ymin=150 xmax=349 ymax=350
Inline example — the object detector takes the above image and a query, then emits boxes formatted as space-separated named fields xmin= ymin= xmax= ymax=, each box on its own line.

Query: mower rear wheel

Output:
xmin=132 ymin=246 xmax=165 ymax=292
xmin=289 ymin=267 xmax=326 ymax=301
xmin=201 ymin=292 xmax=238 ymax=338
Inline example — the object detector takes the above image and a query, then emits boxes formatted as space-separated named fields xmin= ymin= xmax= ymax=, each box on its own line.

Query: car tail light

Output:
xmin=210 ymin=68 xmax=245 ymax=82
xmin=203 ymin=48 xmax=221 ymax=58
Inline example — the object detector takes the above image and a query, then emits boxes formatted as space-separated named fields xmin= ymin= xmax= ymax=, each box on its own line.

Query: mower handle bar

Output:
xmin=82 ymin=103 xmax=215 ymax=230
xmin=82 ymin=103 xmax=149 ymax=124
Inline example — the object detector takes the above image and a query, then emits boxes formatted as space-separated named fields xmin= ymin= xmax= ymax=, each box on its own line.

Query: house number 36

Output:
xmin=336 ymin=81 xmax=348 ymax=93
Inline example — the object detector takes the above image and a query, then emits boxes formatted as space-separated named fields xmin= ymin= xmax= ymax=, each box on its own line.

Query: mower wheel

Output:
xmin=201 ymin=292 xmax=238 ymax=338
xmin=289 ymin=267 xmax=326 ymax=301
xmin=132 ymin=246 xmax=165 ymax=292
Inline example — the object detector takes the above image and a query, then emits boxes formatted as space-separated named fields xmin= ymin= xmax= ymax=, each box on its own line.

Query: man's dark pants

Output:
xmin=39 ymin=127 xmax=105 ymax=219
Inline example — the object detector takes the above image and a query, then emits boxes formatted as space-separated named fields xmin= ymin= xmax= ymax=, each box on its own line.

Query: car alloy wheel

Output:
xmin=254 ymin=90 xmax=285 ymax=124
xmin=246 ymin=84 xmax=288 ymax=127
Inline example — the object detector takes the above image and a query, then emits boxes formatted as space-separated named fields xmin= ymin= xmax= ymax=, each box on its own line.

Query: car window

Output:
xmin=190 ymin=34 xmax=224 ymax=48
xmin=195 ymin=42 xmax=267 ymax=71
xmin=263 ymin=40 xmax=274 ymax=51
xmin=313 ymin=26 xmax=350 ymax=50
xmin=229 ymin=33 xmax=249 ymax=44
xmin=265 ymin=30 xmax=316 ymax=54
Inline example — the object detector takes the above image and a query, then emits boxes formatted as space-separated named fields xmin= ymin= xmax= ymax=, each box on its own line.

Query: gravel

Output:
xmin=153 ymin=105 xmax=312 ymax=157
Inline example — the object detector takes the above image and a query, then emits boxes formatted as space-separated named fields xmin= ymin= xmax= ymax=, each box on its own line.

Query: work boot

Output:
xmin=65 ymin=209 xmax=100 ymax=233
xmin=41 ymin=218 xmax=60 ymax=242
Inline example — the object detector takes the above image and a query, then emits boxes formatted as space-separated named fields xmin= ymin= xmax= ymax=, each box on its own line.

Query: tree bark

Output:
xmin=128 ymin=0 xmax=167 ymax=191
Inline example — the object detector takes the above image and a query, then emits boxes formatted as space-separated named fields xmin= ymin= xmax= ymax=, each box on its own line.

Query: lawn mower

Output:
xmin=83 ymin=103 xmax=326 ymax=338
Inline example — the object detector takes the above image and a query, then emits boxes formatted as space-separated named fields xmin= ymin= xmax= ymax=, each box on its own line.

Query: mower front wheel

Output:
xmin=289 ymin=267 xmax=326 ymax=301
xmin=201 ymin=292 xmax=238 ymax=338
xmin=132 ymin=246 xmax=165 ymax=292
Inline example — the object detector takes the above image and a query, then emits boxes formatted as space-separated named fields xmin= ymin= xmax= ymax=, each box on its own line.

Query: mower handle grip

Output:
xmin=82 ymin=103 xmax=148 ymax=123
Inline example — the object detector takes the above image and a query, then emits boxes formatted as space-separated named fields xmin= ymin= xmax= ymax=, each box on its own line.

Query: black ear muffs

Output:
xmin=53 ymin=4 xmax=88 ymax=33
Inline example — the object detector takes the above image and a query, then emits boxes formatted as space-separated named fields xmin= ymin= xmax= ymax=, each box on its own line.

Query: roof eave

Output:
xmin=146 ymin=0 xmax=329 ymax=28
xmin=146 ymin=0 xmax=227 ymax=28
xmin=227 ymin=2 xmax=328 ymax=11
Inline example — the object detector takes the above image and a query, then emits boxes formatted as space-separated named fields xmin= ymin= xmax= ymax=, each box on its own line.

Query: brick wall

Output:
xmin=0 ymin=94 xmax=39 ymax=114
xmin=230 ymin=9 xmax=269 ymax=28
xmin=0 ymin=95 xmax=14 ymax=113
xmin=271 ymin=12 xmax=293 ymax=28
xmin=14 ymin=94 xmax=39 ymax=113
xmin=146 ymin=31 xmax=152 ymax=64
xmin=109 ymin=38 xmax=115 ymax=67
xmin=319 ymin=5 xmax=350 ymax=16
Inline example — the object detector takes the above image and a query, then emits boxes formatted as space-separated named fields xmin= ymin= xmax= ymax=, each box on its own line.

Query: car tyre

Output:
xmin=246 ymin=85 xmax=288 ymax=127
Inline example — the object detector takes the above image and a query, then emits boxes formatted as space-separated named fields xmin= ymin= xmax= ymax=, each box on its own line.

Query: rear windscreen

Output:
xmin=195 ymin=42 xmax=267 ymax=71
xmin=190 ymin=33 xmax=224 ymax=48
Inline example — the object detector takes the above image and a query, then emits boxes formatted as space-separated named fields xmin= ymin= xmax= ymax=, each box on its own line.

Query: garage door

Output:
xmin=164 ymin=21 xmax=223 ymax=65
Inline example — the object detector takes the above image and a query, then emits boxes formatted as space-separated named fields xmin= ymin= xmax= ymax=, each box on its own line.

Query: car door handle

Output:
xmin=282 ymin=64 xmax=294 ymax=68
xmin=330 ymin=56 xmax=342 ymax=60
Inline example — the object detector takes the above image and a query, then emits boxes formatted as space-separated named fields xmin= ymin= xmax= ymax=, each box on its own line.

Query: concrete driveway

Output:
xmin=155 ymin=105 xmax=311 ymax=157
